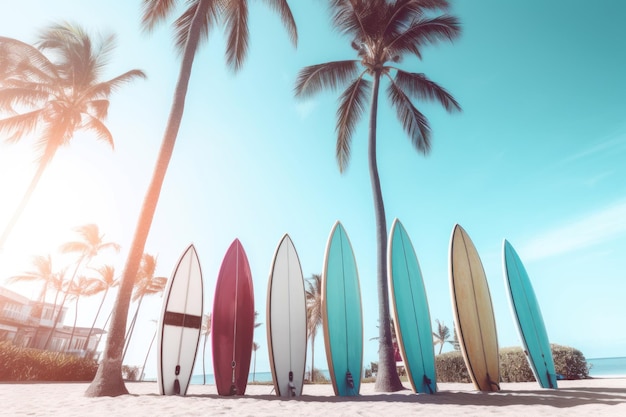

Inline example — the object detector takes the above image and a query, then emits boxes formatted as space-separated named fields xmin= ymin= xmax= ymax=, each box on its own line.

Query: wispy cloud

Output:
xmin=521 ymin=200 xmax=626 ymax=261
xmin=562 ymin=133 xmax=626 ymax=164
xmin=295 ymin=99 xmax=318 ymax=120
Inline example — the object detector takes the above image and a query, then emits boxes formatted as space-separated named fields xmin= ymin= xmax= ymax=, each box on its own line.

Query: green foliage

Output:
xmin=0 ymin=342 xmax=97 ymax=381
xmin=435 ymin=351 xmax=471 ymax=383
xmin=550 ymin=344 xmax=590 ymax=380
xmin=436 ymin=345 xmax=590 ymax=383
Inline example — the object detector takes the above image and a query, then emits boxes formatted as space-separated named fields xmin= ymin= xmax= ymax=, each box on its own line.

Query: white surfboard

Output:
xmin=266 ymin=234 xmax=307 ymax=396
xmin=157 ymin=244 xmax=203 ymax=395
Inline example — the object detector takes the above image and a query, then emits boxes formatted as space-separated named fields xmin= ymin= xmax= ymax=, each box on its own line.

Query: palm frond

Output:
xmin=335 ymin=73 xmax=371 ymax=172
xmin=388 ymin=15 xmax=461 ymax=59
xmin=294 ymin=60 xmax=359 ymax=98
xmin=0 ymin=110 xmax=43 ymax=142
xmin=387 ymin=76 xmax=431 ymax=154
xmin=394 ymin=69 xmax=461 ymax=112
xmin=172 ymin=0 xmax=219 ymax=56
xmin=82 ymin=114 xmax=115 ymax=149
xmin=260 ymin=0 xmax=298 ymax=46
xmin=224 ymin=0 xmax=249 ymax=72
xmin=141 ymin=0 xmax=179 ymax=32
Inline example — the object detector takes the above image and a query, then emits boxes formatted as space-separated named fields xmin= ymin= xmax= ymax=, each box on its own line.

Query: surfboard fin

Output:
xmin=288 ymin=371 xmax=296 ymax=396
xmin=346 ymin=371 xmax=354 ymax=389
xmin=174 ymin=365 xmax=181 ymax=395
xmin=423 ymin=374 xmax=434 ymax=394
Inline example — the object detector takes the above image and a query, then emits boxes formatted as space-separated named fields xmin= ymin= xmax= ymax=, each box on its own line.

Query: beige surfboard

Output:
xmin=449 ymin=224 xmax=500 ymax=391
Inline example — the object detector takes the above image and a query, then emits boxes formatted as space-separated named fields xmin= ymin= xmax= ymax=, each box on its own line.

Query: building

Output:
xmin=0 ymin=286 xmax=106 ymax=358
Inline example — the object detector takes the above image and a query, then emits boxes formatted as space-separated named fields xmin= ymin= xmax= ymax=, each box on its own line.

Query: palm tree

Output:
xmin=201 ymin=313 xmax=211 ymax=384
xmin=88 ymin=0 xmax=298 ymax=397
xmin=432 ymin=319 xmax=452 ymax=355
xmin=121 ymin=253 xmax=167 ymax=363
xmin=84 ymin=265 xmax=119 ymax=356
xmin=65 ymin=275 xmax=101 ymax=353
xmin=7 ymin=254 xmax=63 ymax=348
xmin=43 ymin=224 xmax=120 ymax=349
xmin=252 ymin=310 xmax=262 ymax=382
xmin=294 ymin=0 xmax=461 ymax=392
xmin=0 ymin=24 xmax=145 ymax=250
xmin=305 ymin=274 xmax=322 ymax=382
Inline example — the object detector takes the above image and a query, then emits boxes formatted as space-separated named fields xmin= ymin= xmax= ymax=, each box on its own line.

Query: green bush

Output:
xmin=551 ymin=344 xmax=589 ymax=380
xmin=0 ymin=341 xmax=98 ymax=381
xmin=435 ymin=344 xmax=590 ymax=383
xmin=435 ymin=351 xmax=471 ymax=383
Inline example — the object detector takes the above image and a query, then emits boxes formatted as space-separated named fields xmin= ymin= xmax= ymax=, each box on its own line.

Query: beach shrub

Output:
xmin=499 ymin=347 xmax=535 ymax=382
xmin=435 ymin=351 xmax=471 ymax=383
xmin=122 ymin=365 xmax=140 ymax=381
xmin=0 ymin=342 xmax=97 ymax=381
xmin=551 ymin=344 xmax=589 ymax=379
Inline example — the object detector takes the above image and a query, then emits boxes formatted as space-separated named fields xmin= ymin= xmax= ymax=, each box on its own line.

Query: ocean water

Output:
xmin=190 ymin=370 xmax=331 ymax=385
xmin=587 ymin=357 xmax=626 ymax=377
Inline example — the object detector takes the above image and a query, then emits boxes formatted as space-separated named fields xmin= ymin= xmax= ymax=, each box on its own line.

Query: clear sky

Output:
xmin=1 ymin=1 xmax=625 ymax=380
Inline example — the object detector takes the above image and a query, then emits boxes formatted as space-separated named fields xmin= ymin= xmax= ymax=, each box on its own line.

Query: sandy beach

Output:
xmin=2 ymin=378 xmax=625 ymax=416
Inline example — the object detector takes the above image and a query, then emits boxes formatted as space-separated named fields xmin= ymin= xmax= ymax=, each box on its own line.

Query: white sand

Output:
xmin=2 ymin=379 xmax=625 ymax=416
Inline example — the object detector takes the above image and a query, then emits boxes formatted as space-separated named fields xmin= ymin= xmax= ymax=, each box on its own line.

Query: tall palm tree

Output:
xmin=121 ymin=253 xmax=167 ymax=362
xmin=88 ymin=0 xmax=298 ymax=397
xmin=0 ymin=24 xmax=145 ymax=250
xmin=201 ymin=313 xmax=211 ymax=384
xmin=252 ymin=310 xmax=262 ymax=382
xmin=305 ymin=274 xmax=322 ymax=382
xmin=294 ymin=0 xmax=461 ymax=392
xmin=43 ymin=224 xmax=120 ymax=349
xmin=65 ymin=275 xmax=101 ymax=353
xmin=84 ymin=265 xmax=119 ymax=355
xmin=432 ymin=319 xmax=452 ymax=355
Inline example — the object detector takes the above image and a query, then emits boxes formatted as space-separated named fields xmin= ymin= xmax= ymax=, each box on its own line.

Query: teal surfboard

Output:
xmin=322 ymin=221 xmax=363 ymax=396
xmin=388 ymin=219 xmax=437 ymax=394
xmin=503 ymin=240 xmax=558 ymax=389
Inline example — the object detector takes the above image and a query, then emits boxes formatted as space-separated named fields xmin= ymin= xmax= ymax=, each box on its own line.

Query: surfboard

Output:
xmin=322 ymin=221 xmax=363 ymax=397
xmin=388 ymin=219 xmax=437 ymax=394
xmin=157 ymin=244 xmax=203 ymax=396
xmin=449 ymin=224 xmax=500 ymax=392
xmin=503 ymin=239 xmax=558 ymax=389
xmin=266 ymin=234 xmax=307 ymax=397
xmin=212 ymin=239 xmax=255 ymax=396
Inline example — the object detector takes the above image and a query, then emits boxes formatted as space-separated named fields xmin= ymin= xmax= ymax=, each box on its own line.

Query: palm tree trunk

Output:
xmin=85 ymin=289 xmax=109 ymax=357
xmin=43 ymin=258 xmax=84 ymax=350
xmin=140 ymin=328 xmax=157 ymax=381
xmin=121 ymin=296 xmax=144 ymax=362
xmin=66 ymin=294 xmax=80 ymax=353
xmin=85 ymin=1 xmax=209 ymax=397
xmin=0 ymin=157 xmax=49 ymax=249
xmin=368 ymin=72 xmax=403 ymax=392
xmin=310 ymin=331 xmax=315 ymax=381
xmin=202 ymin=333 xmax=208 ymax=384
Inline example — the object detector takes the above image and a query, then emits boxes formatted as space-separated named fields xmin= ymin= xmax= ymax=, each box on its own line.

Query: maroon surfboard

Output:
xmin=211 ymin=239 xmax=255 ymax=396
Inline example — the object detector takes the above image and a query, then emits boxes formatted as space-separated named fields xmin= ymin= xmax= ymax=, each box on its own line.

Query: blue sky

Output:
xmin=1 ymin=1 xmax=625 ymax=380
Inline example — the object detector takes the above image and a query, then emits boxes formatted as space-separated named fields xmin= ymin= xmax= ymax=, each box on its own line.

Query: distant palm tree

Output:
xmin=65 ymin=275 xmax=101 ymax=353
xmin=305 ymin=274 xmax=322 ymax=381
xmin=44 ymin=224 xmax=120 ymax=349
xmin=201 ymin=313 xmax=211 ymax=385
xmin=252 ymin=310 xmax=262 ymax=382
xmin=294 ymin=0 xmax=461 ymax=392
xmin=7 ymin=254 xmax=64 ymax=348
xmin=433 ymin=319 xmax=452 ymax=355
xmin=121 ymin=253 xmax=167 ymax=362
xmin=0 ymin=24 xmax=145 ymax=249
xmin=84 ymin=265 xmax=119 ymax=355
xmin=87 ymin=0 xmax=298 ymax=397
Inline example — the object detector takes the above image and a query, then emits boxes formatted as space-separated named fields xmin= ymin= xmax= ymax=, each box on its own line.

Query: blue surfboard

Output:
xmin=322 ymin=221 xmax=363 ymax=396
xmin=503 ymin=240 xmax=558 ymax=389
xmin=388 ymin=219 xmax=437 ymax=393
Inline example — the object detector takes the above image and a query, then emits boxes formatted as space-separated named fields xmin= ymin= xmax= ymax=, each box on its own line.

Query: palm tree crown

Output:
xmin=0 ymin=23 xmax=146 ymax=249
xmin=295 ymin=0 xmax=461 ymax=392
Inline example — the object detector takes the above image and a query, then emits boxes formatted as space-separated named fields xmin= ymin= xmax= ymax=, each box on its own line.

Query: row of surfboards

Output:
xmin=155 ymin=220 xmax=557 ymax=397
